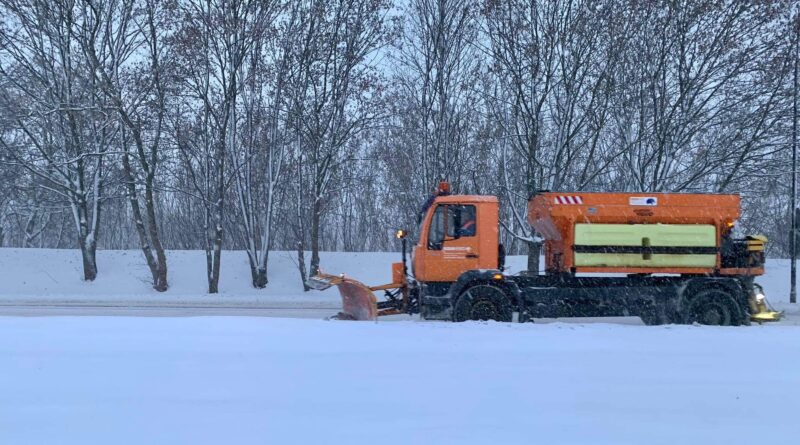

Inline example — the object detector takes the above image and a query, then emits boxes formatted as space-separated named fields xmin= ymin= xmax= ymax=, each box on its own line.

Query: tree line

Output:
xmin=0 ymin=0 xmax=796 ymax=292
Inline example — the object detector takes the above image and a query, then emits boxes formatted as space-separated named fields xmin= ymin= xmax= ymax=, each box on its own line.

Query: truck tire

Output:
xmin=453 ymin=284 xmax=513 ymax=322
xmin=638 ymin=303 xmax=668 ymax=326
xmin=684 ymin=288 xmax=742 ymax=326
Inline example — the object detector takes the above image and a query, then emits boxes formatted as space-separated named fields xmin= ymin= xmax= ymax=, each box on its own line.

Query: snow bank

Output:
xmin=0 ymin=248 xmax=402 ymax=306
xmin=0 ymin=316 xmax=797 ymax=444
xmin=0 ymin=248 xmax=796 ymax=310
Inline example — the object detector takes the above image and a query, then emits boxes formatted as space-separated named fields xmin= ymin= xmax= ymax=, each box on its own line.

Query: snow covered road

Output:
xmin=2 ymin=301 xmax=800 ymax=325
xmin=0 ymin=303 xmax=343 ymax=319
xmin=1 ymin=316 xmax=799 ymax=445
xmin=2 ymin=249 xmax=800 ymax=444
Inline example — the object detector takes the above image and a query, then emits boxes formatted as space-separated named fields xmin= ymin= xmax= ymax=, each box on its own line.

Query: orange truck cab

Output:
xmin=413 ymin=195 xmax=501 ymax=282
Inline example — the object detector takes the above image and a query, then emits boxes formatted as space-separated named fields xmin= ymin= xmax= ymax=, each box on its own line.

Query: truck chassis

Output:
xmin=419 ymin=270 xmax=757 ymax=325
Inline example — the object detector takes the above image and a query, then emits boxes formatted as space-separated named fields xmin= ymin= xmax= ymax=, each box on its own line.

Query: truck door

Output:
xmin=423 ymin=204 xmax=480 ymax=282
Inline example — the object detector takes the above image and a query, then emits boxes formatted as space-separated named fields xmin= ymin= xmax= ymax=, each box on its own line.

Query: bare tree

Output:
xmin=288 ymin=0 xmax=393 ymax=278
xmin=484 ymin=0 xmax=557 ymax=267
xmin=0 ymin=147 xmax=18 ymax=247
xmin=394 ymin=0 xmax=480 ymax=191
xmin=609 ymin=1 xmax=785 ymax=193
xmin=228 ymin=1 xmax=295 ymax=288
xmin=0 ymin=0 xmax=112 ymax=280
xmin=75 ymin=0 xmax=175 ymax=291
xmin=0 ymin=0 xmax=795 ymax=263
xmin=173 ymin=0 xmax=278 ymax=293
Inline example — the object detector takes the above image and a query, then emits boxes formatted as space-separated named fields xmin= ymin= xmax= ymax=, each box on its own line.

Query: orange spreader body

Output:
xmin=527 ymin=192 xmax=759 ymax=275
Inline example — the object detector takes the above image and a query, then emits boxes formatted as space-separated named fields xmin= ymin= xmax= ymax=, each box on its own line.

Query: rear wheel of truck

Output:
xmin=684 ymin=288 xmax=742 ymax=326
xmin=453 ymin=284 xmax=513 ymax=322
xmin=638 ymin=303 xmax=668 ymax=326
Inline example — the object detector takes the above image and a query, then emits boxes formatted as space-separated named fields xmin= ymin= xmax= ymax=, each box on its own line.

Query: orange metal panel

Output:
xmin=391 ymin=262 xmax=405 ymax=285
xmin=528 ymin=192 xmax=740 ymax=227
xmin=528 ymin=192 xmax=741 ymax=275
xmin=718 ymin=267 xmax=765 ymax=276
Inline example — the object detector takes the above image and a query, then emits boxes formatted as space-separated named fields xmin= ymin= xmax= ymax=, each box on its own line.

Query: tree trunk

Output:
xmin=526 ymin=239 xmax=541 ymax=274
xmin=208 ymin=226 xmax=223 ymax=294
xmin=248 ymin=253 xmax=268 ymax=288
xmin=256 ymin=229 xmax=271 ymax=288
xmin=202 ymin=171 xmax=223 ymax=293
xmin=204 ymin=203 xmax=223 ymax=294
xmin=253 ymin=267 xmax=268 ymax=288
xmin=80 ymin=237 xmax=98 ymax=281
xmin=153 ymin=260 xmax=168 ymax=292
xmin=207 ymin=242 xmax=222 ymax=294
xmin=23 ymin=212 xmax=37 ymax=247
xmin=206 ymin=249 xmax=217 ymax=294
xmin=144 ymin=173 xmax=168 ymax=292
xmin=297 ymin=241 xmax=309 ymax=292
xmin=254 ymin=185 xmax=275 ymax=289
xmin=146 ymin=205 xmax=168 ymax=292
xmin=309 ymin=197 xmax=321 ymax=278
xmin=121 ymin=149 xmax=168 ymax=292
xmin=74 ymin=190 xmax=100 ymax=281
xmin=209 ymin=251 xmax=221 ymax=294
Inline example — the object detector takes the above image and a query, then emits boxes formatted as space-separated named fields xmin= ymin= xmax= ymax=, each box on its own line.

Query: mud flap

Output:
xmin=748 ymin=284 xmax=783 ymax=323
xmin=751 ymin=310 xmax=783 ymax=323
xmin=306 ymin=274 xmax=378 ymax=321
xmin=750 ymin=299 xmax=783 ymax=323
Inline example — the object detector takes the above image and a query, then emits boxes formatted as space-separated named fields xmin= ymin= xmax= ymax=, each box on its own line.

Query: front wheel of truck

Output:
xmin=453 ymin=284 xmax=513 ymax=322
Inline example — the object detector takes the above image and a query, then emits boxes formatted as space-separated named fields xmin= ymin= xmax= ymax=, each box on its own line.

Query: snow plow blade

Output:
xmin=306 ymin=273 xmax=378 ymax=321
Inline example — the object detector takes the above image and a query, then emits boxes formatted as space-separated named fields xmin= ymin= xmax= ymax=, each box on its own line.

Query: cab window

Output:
xmin=428 ymin=205 xmax=476 ymax=250
xmin=448 ymin=205 xmax=476 ymax=238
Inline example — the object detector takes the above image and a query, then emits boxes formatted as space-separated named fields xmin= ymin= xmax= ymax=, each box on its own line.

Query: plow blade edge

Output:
xmin=306 ymin=274 xmax=378 ymax=321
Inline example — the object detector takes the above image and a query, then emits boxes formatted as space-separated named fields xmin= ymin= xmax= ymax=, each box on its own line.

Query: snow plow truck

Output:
xmin=307 ymin=183 xmax=781 ymax=325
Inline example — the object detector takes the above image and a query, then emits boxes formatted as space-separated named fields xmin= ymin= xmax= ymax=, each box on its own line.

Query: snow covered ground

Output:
xmin=1 ymin=316 xmax=798 ymax=444
xmin=1 ymin=249 xmax=799 ymax=444
xmin=0 ymin=248 xmax=797 ymax=311
xmin=0 ymin=248 xmax=540 ymax=309
xmin=0 ymin=248 xmax=382 ymax=307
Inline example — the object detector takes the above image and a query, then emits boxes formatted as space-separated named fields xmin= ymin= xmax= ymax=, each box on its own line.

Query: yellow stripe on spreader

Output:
xmin=574 ymin=224 xmax=717 ymax=268
xmin=574 ymin=224 xmax=716 ymax=247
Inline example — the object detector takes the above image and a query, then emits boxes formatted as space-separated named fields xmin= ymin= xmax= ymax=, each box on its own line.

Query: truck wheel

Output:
xmin=453 ymin=284 xmax=513 ymax=322
xmin=639 ymin=303 xmax=667 ymax=326
xmin=685 ymin=289 xmax=740 ymax=326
